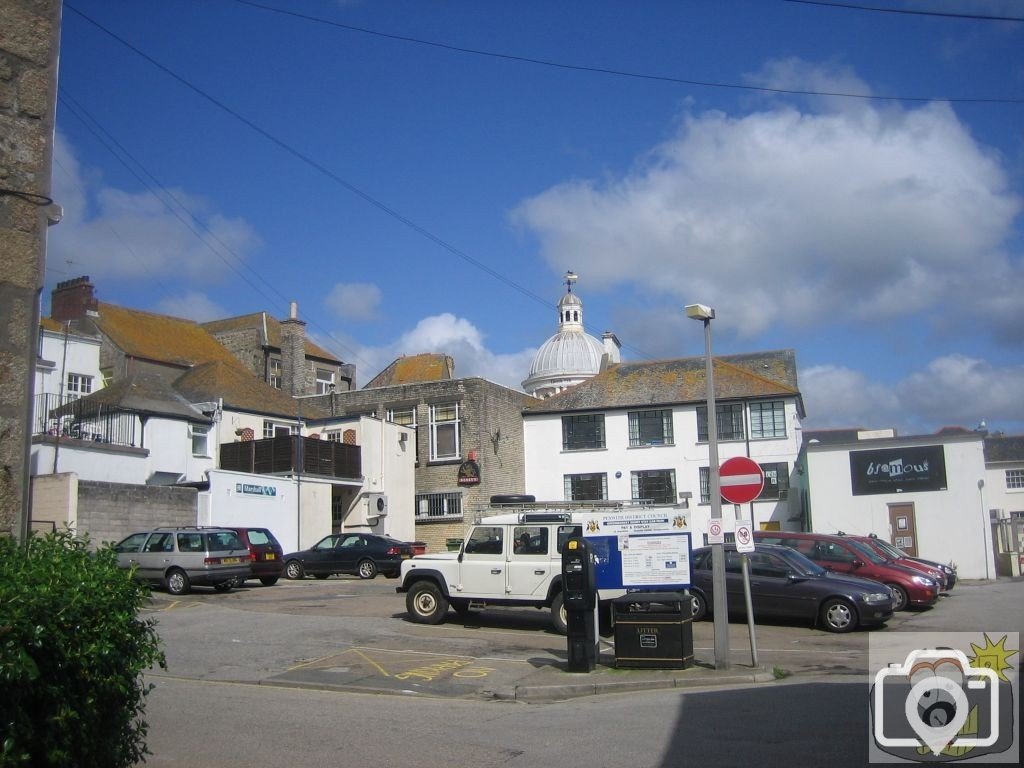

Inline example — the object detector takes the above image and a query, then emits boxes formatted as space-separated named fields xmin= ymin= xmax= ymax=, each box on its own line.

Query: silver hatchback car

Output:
xmin=114 ymin=527 xmax=252 ymax=595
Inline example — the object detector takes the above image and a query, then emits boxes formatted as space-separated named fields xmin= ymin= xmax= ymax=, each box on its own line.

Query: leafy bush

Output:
xmin=0 ymin=530 xmax=166 ymax=767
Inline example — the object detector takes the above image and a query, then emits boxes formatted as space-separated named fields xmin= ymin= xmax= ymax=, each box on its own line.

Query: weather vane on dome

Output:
xmin=565 ymin=270 xmax=578 ymax=293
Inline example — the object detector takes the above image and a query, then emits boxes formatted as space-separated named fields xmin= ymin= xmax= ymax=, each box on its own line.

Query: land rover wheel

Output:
xmin=406 ymin=581 xmax=448 ymax=625
xmin=550 ymin=592 xmax=568 ymax=635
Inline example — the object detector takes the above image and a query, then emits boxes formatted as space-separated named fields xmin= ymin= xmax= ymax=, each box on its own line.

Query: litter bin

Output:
xmin=611 ymin=592 xmax=694 ymax=669
xmin=446 ymin=538 xmax=463 ymax=552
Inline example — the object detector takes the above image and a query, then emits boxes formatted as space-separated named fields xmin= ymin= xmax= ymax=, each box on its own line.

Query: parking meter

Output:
xmin=561 ymin=537 xmax=597 ymax=672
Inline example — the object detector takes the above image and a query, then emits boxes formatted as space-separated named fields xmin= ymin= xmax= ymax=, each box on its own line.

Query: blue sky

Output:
xmin=49 ymin=1 xmax=1024 ymax=436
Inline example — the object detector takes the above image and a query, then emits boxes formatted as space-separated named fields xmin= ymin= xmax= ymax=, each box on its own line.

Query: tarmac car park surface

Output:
xmin=137 ymin=572 xmax=996 ymax=701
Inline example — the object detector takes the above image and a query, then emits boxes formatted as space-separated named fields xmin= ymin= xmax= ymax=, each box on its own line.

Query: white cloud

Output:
xmin=801 ymin=355 xmax=1024 ymax=435
xmin=324 ymin=282 xmax=382 ymax=321
xmin=154 ymin=292 xmax=228 ymax=322
xmin=48 ymin=133 xmax=261 ymax=285
xmin=511 ymin=58 xmax=1023 ymax=341
xmin=349 ymin=313 xmax=535 ymax=390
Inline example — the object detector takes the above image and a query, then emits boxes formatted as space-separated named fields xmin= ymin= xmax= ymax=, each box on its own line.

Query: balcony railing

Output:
xmin=32 ymin=393 xmax=138 ymax=448
xmin=219 ymin=435 xmax=361 ymax=481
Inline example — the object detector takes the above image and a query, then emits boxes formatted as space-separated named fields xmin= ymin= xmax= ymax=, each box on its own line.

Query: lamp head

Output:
xmin=685 ymin=304 xmax=715 ymax=321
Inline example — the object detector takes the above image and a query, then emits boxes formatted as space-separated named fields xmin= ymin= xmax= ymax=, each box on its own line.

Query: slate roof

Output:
xmin=58 ymin=371 xmax=210 ymax=422
xmin=95 ymin=302 xmax=239 ymax=369
xmin=364 ymin=353 xmax=456 ymax=389
xmin=174 ymin=361 xmax=329 ymax=419
xmin=523 ymin=349 xmax=802 ymax=414
xmin=202 ymin=312 xmax=341 ymax=363
xmin=984 ymin=435 xmax=1024 ymax=462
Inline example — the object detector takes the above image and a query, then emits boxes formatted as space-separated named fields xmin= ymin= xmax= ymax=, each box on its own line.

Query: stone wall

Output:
xmin=0 ymin=0 xmax=61 ymax=538
xmin=30 ymin=473 xmax=198 ymax=547
xmin=331 ymin=377 xmax=532 ymax=542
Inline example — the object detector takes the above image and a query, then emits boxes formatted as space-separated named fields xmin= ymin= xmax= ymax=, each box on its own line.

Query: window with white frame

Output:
xmin=562 ymin=414 xmax=605 ymax=451
xmin=387 ymin=407 xmax=417 ymax=427
xmin=322 ymin=431 xmax=342 ymax=442
xmin=1007 ymin=469 xmax=1024 ymax=490
xmin=263 ymin=420 xmax=295 ymax=439
xmin=190 ymin=425 xmax=210 ymax=457
xmin=750 ymin=401 xmax=786 ymax=439
xmin=564 ymin=473 xmax=608 ymax=501
xmin=628 ymin=409 xmax=674 ymax=447
xmin=699 ymin=467 xmax=710 ymax=504
xmin=66 ymin=373 xmax=93 ymax=399
xmin=315 ymin=366 xmax=335 ymax=394
xmin=631 ymin=469 xmax=676 ymax=505
xmin=697 ymin=403 xmax=745 ymax=441
xmin=268 ymin=358 xmax=282 ymax=389
xmin=428 ymin=402 xmax=460 ymax=461
xmin=416 ymin=491 xmax=463 ymax=521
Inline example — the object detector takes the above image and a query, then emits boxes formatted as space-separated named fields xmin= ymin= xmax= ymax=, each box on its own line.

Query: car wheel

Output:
xmin=690 ymin=591 xmax=708 ymax=621
xmin=887 ymin=584 xmax=909 ymax=611
xmin=820 ymin=598 xmax=858 ymax=633
xmin=550 ymin=592 xmax=568 ymax=635
xmin=357 ymin=559 xmax=378 ymax=580
xmin=406 ymin=581 xmax=448 ymax=624
xmin=214 ymin=581 xmax=233 ymax=593
xmin=259 ymin=576 xmax=279 ymax=586
xmin=284 ymin=560 xmax=304 ymax=580
xmin=165 ymin=568 xmax=190 ymax=596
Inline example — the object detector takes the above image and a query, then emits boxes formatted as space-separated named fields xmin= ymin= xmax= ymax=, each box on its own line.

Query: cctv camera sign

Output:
xmin=849 ymin=445 xmax=948 ymax=496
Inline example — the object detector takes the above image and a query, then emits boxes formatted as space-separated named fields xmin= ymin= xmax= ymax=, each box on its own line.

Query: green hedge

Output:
xmin=0 ymin=530 xmax=166 ymax=767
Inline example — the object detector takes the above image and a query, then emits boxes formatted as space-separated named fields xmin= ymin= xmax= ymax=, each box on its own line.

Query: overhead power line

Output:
xmin=784 ymin=0 xmax=1024 ymax=23
xmin=63 ymin=3 xmax=660 ymax=362
xmin=223 ymin=0 xmax=1023 ymax=104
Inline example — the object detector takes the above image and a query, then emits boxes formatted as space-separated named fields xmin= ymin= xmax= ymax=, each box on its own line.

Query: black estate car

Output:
xmin=689 ymin=543 xmax=896 ymax=633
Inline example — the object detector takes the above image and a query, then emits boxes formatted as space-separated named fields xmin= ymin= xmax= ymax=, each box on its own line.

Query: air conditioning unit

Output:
xmin=368 ymin=493 xmax=388 ymax=517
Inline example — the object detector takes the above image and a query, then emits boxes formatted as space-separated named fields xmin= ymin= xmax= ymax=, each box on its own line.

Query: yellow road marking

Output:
xmin=348 ymin=648 xmax=391 ymax=677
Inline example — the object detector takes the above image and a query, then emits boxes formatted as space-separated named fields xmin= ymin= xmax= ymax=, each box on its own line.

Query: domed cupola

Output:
xmin=522 ymin=272 xmax=610 ymax=399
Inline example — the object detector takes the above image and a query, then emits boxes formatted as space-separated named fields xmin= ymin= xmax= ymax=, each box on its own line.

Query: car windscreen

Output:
xmin=246 ymin=529 xmax=278 ymax=547
xmin=205 ymin=531 xmax=245 ymax=551
xmin=847 ymin=539 xmax=886 ymax=564
xmin=776 ymin=548 xmax=826 ymax=576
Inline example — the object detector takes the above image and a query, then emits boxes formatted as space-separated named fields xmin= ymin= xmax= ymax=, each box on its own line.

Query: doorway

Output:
xmin=888 ymin=503 xmax=918 ymax=557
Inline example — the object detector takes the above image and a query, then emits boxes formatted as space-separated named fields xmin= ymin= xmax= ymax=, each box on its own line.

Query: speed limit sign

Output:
xmin=708 ymin=518 xmax=725 ymax=544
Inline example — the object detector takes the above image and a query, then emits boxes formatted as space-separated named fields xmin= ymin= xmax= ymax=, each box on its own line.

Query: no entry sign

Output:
xmin=719 ymin=456 xmax=765 ymax=504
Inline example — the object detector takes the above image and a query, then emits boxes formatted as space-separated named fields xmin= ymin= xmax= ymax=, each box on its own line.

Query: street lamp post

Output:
xmin=686 ymin=303 xmax=729 ymax=670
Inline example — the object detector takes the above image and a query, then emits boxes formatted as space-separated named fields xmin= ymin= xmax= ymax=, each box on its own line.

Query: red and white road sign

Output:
xmin=735 ymin=520 xmax=755 ymax=553
xmin=719 ymin=456 xmax=765 ymax=505
xmin=708 ymin=518 xmax=724 ymax=544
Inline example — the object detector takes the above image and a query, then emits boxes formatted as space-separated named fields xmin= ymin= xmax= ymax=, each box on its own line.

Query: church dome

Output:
xmin=522 ymin=273 xmax=610 ymax=399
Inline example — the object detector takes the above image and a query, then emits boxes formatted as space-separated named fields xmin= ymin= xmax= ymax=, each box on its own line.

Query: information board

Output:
xmin=577 ymin=509 xmax=692 ymax=590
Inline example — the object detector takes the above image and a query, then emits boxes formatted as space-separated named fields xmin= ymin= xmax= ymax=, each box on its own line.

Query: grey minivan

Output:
xmin=114 ymin=527 xmax=251 ymax=595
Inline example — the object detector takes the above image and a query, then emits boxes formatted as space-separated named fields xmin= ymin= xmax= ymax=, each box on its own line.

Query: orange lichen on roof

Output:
xmin=365 ymin=353 xmax=455 ymax=388
xmin=204 ymin=311 xmax=341 ymax=363
xmin=96 ymin=303 xmax=240 ymax=368
xmin=40 ymin=317 xmax=64 ymax=333
xmin=175 ymin=360 xmax=331 ymax=419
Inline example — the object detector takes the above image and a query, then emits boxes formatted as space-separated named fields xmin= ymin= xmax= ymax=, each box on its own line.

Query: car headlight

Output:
xmin=912 ymin=576 xmax=935 ymax=586
xmin=861 ymin=592 xmax=891 ymax=603
xmin=941 ymin=565 xmax=955 ymax=575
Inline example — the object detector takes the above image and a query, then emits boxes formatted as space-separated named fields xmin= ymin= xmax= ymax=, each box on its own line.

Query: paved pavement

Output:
xmin=143 ymin=575 xmax=1023 ymax=702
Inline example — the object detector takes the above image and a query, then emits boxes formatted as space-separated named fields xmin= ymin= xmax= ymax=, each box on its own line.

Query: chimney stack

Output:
xmin=280 ymin=303 xmax=308 ymax=396
xmin=51 ymin=276 xmax=97 ymax=322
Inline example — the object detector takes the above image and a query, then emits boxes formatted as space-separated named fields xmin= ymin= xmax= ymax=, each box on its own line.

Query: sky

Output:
xmin=48 ymin=0 xmax=1024 ymax=436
